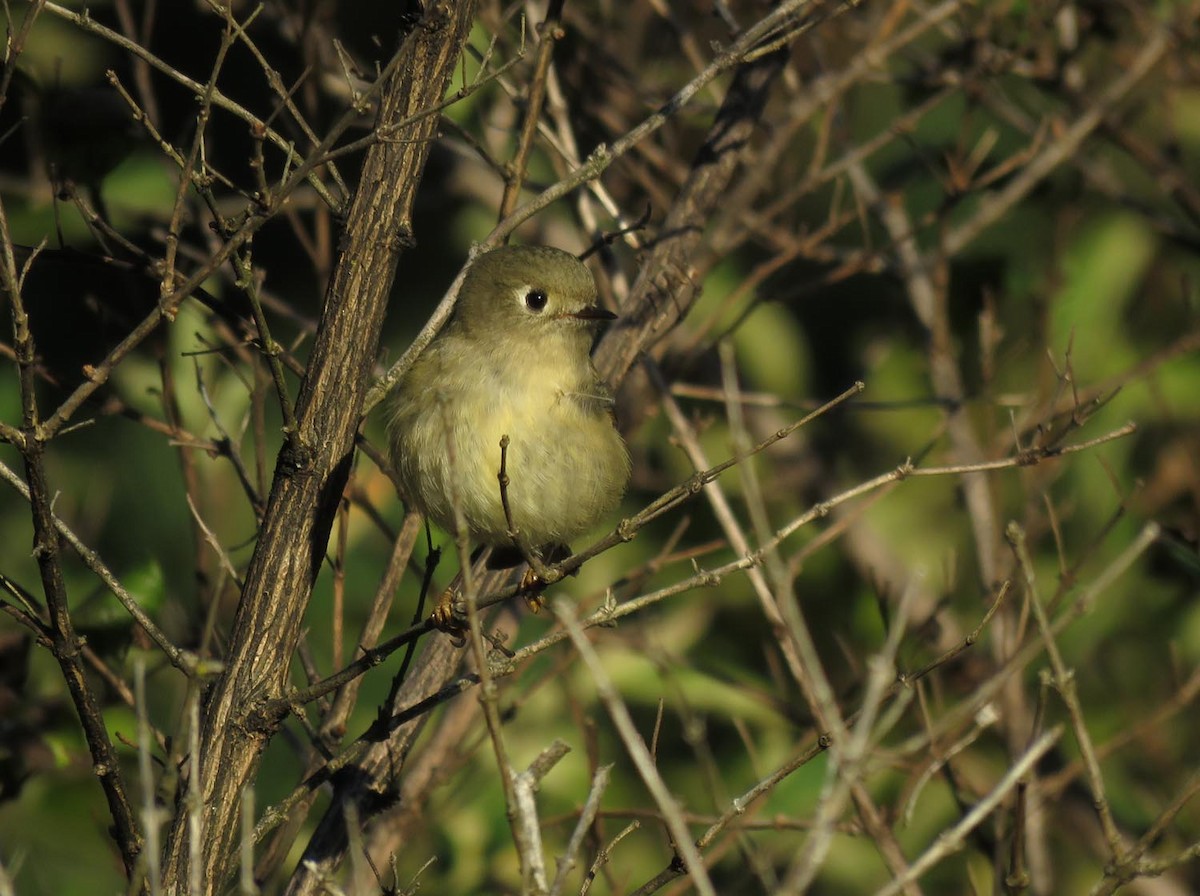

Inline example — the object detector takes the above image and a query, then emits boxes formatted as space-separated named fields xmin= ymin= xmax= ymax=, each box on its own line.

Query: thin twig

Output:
xmin=548 ymin=763 xmax=613 ymax=896
xmin=1006 ymin=523 xmax=1123 ymax=856
xmin=874 ymin=727 xmax=1063 ymax=896
xmin=0 ymin=458 xmax=199 ymax=674
xmin=555 ymin=598 xmax=718 ymax=896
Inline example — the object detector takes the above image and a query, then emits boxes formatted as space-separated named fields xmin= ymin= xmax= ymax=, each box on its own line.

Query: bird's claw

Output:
xmin=518 ymin=567 xmax=549 ymax=613
xmin=431 ymin=587 xmax=468 ymax=643
xmin=434 ymin=565 xmax=554 ymax=638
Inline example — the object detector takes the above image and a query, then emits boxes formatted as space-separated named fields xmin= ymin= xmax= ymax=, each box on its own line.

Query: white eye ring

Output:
xmin=523 ymin=288 xmax=548 ymax=312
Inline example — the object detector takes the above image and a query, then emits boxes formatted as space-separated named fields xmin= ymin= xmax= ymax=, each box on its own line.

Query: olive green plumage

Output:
xmin=388 ymin=246 xmax=630 ymax=552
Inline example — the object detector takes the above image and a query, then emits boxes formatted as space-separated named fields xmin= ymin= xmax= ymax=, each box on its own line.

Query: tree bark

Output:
xmin=159 ymin=4 xmax=478 ymax=892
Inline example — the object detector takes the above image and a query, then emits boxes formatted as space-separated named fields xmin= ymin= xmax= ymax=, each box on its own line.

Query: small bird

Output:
xmin=388 ymin=245 xmax=630 ymax=589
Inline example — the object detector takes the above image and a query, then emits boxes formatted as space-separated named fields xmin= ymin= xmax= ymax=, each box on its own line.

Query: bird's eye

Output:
xmin=523 ymin=289 xmax=548 ymax=312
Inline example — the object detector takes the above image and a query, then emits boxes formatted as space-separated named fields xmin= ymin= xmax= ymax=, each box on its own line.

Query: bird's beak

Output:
xmin=564 ymin=304 xmax=618 ymax=322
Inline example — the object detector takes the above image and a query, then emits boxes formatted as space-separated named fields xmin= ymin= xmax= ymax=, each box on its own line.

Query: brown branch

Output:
xmin=363 ymin=0 xmax=811 ymax=415
xmin=265 ymin=34 xmax=800 ymax=886
xmin=496 ymin=0 xmax=565 ymax=221
xmin=942 ymin=27 xmax=1171 ymax=257
xmin=157 ymin=4 xmax=480 ymax=892
xmin=0 ymin=202 xmax=143 ymax=875
xmin=0 ymin=459 xmax=196 ymax=673
xmin=41 ymin=0 xmax=344 ymax=210
xmin=592 ymin=45 xmax=788 ymax=388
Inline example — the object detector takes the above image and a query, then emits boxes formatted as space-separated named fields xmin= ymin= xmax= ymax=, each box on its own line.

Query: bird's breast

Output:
xmin=393 ymin=336 xmax=628 ymax=548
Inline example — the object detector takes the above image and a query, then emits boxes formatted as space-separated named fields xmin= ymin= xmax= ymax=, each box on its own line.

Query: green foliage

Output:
xmin=2 ymin=2 xmax=1200 ymax=895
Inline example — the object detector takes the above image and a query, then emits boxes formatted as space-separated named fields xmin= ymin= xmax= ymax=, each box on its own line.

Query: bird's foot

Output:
xmin=517 ymin=566 xmax=550 ymax=613
xmin=431 ymin=587 xmax=468 ymax=644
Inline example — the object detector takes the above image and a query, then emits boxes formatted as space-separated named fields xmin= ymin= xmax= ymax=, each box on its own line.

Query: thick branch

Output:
xmin=269 ymin=37 xmax=793 ymax=895
xmin=593 ymin=47 xmax=788 ymax=387
xmin=159 ymin=4 xmax=478 ymax=892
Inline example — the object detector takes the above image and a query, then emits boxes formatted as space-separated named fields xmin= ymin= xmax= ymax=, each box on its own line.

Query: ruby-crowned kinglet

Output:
xmin=387 ymin=246 xmax=631 ymax=562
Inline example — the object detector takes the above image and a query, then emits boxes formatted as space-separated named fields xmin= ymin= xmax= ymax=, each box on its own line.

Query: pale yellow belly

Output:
xmin=394 ymin=380 xmax=629 ymax=549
